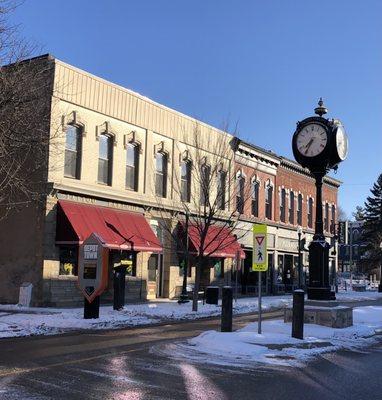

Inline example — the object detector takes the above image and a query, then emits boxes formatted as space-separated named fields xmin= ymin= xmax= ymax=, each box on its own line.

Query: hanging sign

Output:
xmin=252 ymin=224 xmax=268 ymax=271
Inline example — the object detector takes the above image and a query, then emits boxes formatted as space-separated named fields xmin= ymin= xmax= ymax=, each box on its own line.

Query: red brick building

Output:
xmin=233 ymin=140 xmax=340 ymax=295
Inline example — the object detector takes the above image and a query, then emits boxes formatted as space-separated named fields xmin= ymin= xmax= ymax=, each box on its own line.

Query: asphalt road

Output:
xmin=0 ymin=306 xmax=381 ymax=400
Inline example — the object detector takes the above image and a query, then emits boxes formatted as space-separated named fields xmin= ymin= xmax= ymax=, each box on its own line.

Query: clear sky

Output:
xmin=10 ymin=0 xmax=382 ymax=219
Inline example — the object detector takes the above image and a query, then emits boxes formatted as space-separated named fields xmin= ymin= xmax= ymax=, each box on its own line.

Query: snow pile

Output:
xmin=160 ymin=306 xmax=382 ymax=368
xmin=0 ymin=296 xmax=291 ymax=339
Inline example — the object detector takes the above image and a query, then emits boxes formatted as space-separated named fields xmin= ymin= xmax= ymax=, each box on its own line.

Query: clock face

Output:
xmin=296 ymin=123 xmax=328 ymax=157
xmin=336 ymin=125 xmax=348 ymax=160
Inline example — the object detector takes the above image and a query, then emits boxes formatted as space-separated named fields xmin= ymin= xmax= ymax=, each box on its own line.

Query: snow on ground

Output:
xmin=159 ymin=306 xmax=382 ymax=368
xmin=0 ymin=290 xmax=381 ymax=339
xmin=0 ymin=295 xmax=292 ymax=339
xmin=336 ymin=290 xmax=382 ymax=302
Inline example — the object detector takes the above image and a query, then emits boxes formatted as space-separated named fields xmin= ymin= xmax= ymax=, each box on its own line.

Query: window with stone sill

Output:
xmin=180 ymin=160 xmax=192 ymax=203
xmin=297 ymin=194 xmax=303 ymax=225
xmin=200 ymin=164 xmax=211 ymax=207
xmin=126 ymin=143 xmax=139 ymax=191
xmin=280 ymin=188 xmax=286 ymax=222
xmin=98 ymin=133 xmax=113 ymax=185
xmin=289 ymin=191 xmax=295 ymax=225
xmin=64 ymin=125 xmax=82 ymax=179
xmin=217 ymin=170 xmax=227 ymax=210
xmin=265 ymin=184 xmax=273 ymax=220
xmin=236 ymin=175 xmax=245 ymax=213
xmin=155 ymin=152 xmax=168 ymax=198
xmin=251 ymin=181 xmax=259 ymax=217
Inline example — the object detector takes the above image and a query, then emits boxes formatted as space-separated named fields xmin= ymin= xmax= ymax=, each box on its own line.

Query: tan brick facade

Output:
xmin=0 ymin=55 xmax=341 ymax=306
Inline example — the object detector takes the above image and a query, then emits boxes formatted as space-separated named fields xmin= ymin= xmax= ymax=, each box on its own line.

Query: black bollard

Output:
xmin=113 ymin=266 xmax=127 ymax=310
xmin=292 ymin=289 xmax=304 ymax=339
xmin=84 ymin=295 xmax=100 ymax=319
xmin=221 ymin=286 xmax=233 ymax=332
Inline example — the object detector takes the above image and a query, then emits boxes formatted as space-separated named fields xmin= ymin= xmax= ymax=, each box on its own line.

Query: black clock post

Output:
xmin=292 ymin=99 xmax=348 ymax=302
xmin=308 ymin=169 xmax=332 ymax=300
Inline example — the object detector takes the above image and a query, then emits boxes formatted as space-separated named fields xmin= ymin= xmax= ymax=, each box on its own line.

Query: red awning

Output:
xmin=56 ymin=200 xmax=162 ymax=252
xmin=181 ymin=223 xmax=245 ymax=259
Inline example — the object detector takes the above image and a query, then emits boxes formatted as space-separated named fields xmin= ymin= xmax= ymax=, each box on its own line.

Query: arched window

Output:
xmin=180 ymin=160 xmax=191 ymax=202
xmin=236 ymin=175 xmax=245 ymax=213
xmin=324 ymin=203 xmax=329 ymax=231
xmin=98 ymin=133 xmax=113 ymax=185
xmin=289 ymin=191 xmax=295 ymax=224
xmin=64 ymin=125 xmax=82 ymax=179
xmin=280 ymin=188 xmax=286 ymax=222
xmin=200 ymin=164 xmax=211 ymax=206
xmin=217 ymin=170 xmax=227 ymax=210
xmin=308 ymin=197 xmax=313 ymax=228
xmin=126 ymin=143 xmax=139 ymax=191
xmin=265 ymin=182 xmax=273 ymax=220
xmin=331 ymin=205 xmax=336 ymax=234
xmin=252 ymin=180 xmax=259 ymax=217
xmin=297 ymin=194 xmax=303 ymax=225
xmin=155 ymin=152 xmax=168 ymax=198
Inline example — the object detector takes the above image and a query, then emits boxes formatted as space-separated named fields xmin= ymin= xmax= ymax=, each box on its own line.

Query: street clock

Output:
xmin=291 ymin=99 xmax=349 ymax=301
xmin=292 ymin=99 xmax=348 ymax=172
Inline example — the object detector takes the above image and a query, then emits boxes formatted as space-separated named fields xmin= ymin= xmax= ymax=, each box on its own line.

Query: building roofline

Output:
xmin=280 ymin=157 xmax=342 ymax=187
xmin=3 ymin=54 xmax=343 ymax=189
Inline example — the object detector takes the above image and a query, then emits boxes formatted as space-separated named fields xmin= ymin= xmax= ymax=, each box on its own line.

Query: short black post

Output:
xmin=292 ymin=289 xmax=304 ymax=339
xmin=221 ymin=286 xmax=233 ymax=332
xmin=84 ymin=295 xmax=100 ymax=319
xmin=113 ymin=266 xmax=127 ymax=310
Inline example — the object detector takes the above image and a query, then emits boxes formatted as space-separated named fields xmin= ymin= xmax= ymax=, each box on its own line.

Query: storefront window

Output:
xmin=111 ymin=250 xmax=137 ymax=276
xmin=59 ymin=246 xmax=78 ymax=276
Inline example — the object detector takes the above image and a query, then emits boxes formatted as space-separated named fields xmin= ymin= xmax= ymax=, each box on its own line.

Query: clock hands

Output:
xmin=304 ymin=138 xmax=314 ymax=154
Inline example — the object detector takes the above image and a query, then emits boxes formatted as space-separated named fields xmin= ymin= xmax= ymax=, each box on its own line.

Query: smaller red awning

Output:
xmin=180 ymin=223 xmax=245 ymax=259
xmin=56 ymin=200 xmax=162 ymax=252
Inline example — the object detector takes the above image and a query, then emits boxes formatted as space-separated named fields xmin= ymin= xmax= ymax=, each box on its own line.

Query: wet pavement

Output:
xmin=0 ymin=309 xmax=381 ymax=399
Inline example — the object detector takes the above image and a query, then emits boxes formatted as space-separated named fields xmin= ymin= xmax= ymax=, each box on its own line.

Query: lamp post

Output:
xmin=178 ymin=210 xmax=190 ymax=303
xmin=297 ymin=225 xmax=303 ymax=289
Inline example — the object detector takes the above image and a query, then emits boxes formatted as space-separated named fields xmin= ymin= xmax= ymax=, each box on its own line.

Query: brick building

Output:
xmin=0 ymin=55 xmax=341 ymax=306
xmin=234 ymin=140 xmax=340 ymax=295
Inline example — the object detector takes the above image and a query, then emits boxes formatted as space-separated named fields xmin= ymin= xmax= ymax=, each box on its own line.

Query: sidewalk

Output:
xmin=0 ymin=291 xmax=381 ymax=339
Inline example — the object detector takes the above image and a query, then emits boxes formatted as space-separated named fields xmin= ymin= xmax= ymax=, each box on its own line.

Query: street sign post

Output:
xmin=253 ymin=224 xmax=268 ymax=334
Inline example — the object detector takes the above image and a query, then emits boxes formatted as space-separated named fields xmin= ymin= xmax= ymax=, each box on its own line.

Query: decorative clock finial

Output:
xmin=314 ymin=98 xmax=328 ymax=117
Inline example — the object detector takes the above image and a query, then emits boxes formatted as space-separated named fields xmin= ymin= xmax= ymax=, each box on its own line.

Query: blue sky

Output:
xmin=10 ymin=0 xmax=382 ymax=218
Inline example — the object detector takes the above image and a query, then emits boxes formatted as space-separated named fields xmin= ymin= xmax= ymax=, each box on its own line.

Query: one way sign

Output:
xmin=252 ymin=224 xmax=268 ymax=271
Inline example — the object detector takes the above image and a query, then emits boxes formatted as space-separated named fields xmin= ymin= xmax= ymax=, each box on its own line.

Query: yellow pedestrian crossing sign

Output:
xmin=252 ymin=224 xmax=268 ymax=271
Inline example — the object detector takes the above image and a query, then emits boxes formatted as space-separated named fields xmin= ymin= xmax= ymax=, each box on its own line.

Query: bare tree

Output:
xmin=337 ymin=205 xmax=347 ymax=222
xmin=0 ymin=1 xmax=56 ymax=219
xmin=154 ymin=122 xmax=250 ymax=312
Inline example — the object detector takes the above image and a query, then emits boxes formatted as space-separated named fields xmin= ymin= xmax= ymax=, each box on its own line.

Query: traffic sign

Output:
xmin=252 ymin=224 xmax=268 ymax=271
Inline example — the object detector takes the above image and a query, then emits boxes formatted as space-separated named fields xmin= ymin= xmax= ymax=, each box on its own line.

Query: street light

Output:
xmin=178 ymin=209 xmax=190 ymax=303
xmin=297 ymin=225 xmax=303 ymax=289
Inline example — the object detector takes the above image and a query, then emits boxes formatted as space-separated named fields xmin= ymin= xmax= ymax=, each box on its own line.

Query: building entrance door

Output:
xmin=283 ymin=254 xmax=294 ymax=290
xmin=148 ymin=253 xmax=163 ymax=298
